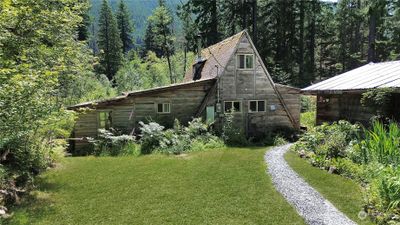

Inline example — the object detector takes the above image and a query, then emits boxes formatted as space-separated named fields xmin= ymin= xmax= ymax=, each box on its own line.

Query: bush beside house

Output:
xmin=293 ymin=120 xmax=400 ymax=224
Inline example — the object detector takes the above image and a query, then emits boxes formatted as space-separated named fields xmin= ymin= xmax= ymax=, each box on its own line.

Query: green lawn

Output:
xmin=285 ymin=151 xmax=374 ymax=225
xmin=7 ymin=148 xmax=305 ymax=225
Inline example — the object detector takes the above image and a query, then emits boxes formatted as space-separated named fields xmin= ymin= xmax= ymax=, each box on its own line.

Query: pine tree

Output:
xmin=145 ymin=1 xmax=175 ymax=83
xmin=188 ymin=0 xmax=220 ymax=46
xmin=116 ymin=0 xmax=134 ymax=53
xmin=97 ymin=0 xmax=123 ymax=81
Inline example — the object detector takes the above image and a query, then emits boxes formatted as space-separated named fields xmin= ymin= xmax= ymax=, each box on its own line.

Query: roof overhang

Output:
xmin=67 ymin=78 xmax=216 ymax=110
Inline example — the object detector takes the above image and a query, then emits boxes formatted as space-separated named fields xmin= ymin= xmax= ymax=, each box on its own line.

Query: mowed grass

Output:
xmin=285 ymin=151 xmax=374 ymax=225
xmin=7 ymin=148 xmax=305 ymax=225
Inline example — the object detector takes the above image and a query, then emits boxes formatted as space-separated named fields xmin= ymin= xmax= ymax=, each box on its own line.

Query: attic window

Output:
xmin=237 ymin=54 xmax=254 ymax=69
xmin=192 ymin=59 xmax=206 ymax=80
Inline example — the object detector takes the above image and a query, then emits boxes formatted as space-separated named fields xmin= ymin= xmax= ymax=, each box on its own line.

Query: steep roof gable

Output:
xmin=183 ymin=31 xmax=245 ymax=82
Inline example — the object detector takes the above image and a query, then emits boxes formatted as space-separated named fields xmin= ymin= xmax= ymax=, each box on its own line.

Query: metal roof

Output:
xmin=302 ymin=61 xmax=400 ymax=93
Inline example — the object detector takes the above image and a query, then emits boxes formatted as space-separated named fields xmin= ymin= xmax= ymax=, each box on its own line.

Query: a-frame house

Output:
xmin=69 ymin=30 xmax=300 ymax=151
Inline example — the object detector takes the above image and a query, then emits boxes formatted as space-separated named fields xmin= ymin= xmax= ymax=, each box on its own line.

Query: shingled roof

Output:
xmin=303 ymin=61 xmax=400 ymax=94
xmin=183 ymin=31 xmax=245 ymax=82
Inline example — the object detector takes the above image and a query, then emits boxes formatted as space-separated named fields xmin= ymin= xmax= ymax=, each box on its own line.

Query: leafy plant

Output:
xmin=356 ymin=121 xmax=400 ymax=166
xmin=90 ymin=129 xmax=136 ymax=156
xmin=222 ymin=112 xmax=248 ymax=146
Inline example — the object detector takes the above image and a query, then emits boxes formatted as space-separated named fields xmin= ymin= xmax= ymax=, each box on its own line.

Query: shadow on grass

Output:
xmin=4 ymin=176 xmax=65 ymax=225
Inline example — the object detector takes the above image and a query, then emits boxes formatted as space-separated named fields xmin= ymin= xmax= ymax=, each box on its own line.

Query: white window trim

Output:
xmin=248 ymin=100 xmax=267 ymax=113
xmin=223 ymin=100 xmax=242 ymax=113
xmin=156 ymin=103 xmax=171 ymax=114
xmin=236 ymin=54 xmax=254 ymax=70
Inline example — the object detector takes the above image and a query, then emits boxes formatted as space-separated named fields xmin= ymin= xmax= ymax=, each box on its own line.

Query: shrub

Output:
xmin=301 ymin=111 xmax=316 ymax=129
xmin=300 ymin=95 xmax=316 ymax=113
xmin=138 ymin=119 xmax=225 ymax=154
xmin=355 ymin=121 xmax=400 ymax=166
xmin=273 ymin=135 xmax=288 ymax=146
xmin=89 ymin=129 xmax=136 ymax=156
xmin=139 ymin=122 xmax=165 ymax=154
xmin=294 ymin=120 xmax=360 ymax=159
xmin=222 ymin=112 xmax=248 ymax=146
xmin=367 ymin=166 xmax=400 ymax=223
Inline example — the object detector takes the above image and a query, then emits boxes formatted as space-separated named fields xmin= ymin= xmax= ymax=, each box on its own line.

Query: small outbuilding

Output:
xmin=302 ymin=61 xmax=400 ymax=125
xmin=69 ymin=31 xmax=301 ymax=151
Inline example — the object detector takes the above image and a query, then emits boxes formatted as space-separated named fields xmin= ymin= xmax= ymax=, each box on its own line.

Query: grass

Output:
xmin=285 ymin=151 xmax=374 ymax=225
xmin=7 ymin=148 xmax=305 ymax=225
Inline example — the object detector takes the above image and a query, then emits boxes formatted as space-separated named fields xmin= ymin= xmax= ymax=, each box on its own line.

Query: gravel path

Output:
xmin=265 ymin=144 xmax=357 ymax=225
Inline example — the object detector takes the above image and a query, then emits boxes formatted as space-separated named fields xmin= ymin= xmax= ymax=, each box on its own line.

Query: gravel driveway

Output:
xmin=265 ymin=144 xmax=357 ymax=225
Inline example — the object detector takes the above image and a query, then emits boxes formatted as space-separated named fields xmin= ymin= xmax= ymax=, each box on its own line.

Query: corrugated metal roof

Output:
xmin=302 ymin=61 xmax=400 ymax=93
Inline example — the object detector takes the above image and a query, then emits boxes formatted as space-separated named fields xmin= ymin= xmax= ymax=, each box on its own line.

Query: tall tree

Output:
xmin=187 ymin=0 xmax=220 ymax=46
xmin=97 ymin=0 xmax=123 ymax=81
xmin=146 ymin=1 xmax=175 ymax=83
xmin=177 ymin=1 xmax=197 ymax=77
xmin=116 ymin=0 xmax=134 ymax=53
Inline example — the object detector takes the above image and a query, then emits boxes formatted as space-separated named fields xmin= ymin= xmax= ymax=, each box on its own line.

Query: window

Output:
xmin=248 ymin=100 xmax=266 ymax=113
xmin=157 ymin=103 xmax=171 ymax=113
xmin=237 ymin=54 xmax=254 ymax=69
xmin=98 ymin=111 xmax=111 ymax=129
xmin=224 ymin=101 xmax=241 ymax=113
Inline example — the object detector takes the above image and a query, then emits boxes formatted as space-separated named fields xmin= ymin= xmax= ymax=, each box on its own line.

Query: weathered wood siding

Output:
xmin=73 ymin=81 xmax=214 ymax=151
xmin=218 ymin=34 xmax=299 ymax=135
xmin=316 ymin=93 xmax=374 ymax=125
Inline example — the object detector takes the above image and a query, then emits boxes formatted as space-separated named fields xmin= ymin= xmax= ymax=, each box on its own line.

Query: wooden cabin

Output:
xmin=69 ymin=31 xmax=300 ymax=151
xmin=302 ymin=61 xmax=400 ymax=125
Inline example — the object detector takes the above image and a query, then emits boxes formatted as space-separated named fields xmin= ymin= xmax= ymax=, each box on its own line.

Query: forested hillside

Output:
xmin=89 ymin=0 xmax=183 ymax=43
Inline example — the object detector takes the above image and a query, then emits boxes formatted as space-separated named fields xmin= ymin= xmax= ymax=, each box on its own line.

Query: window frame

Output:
xmin=248 ymin=100 xmax=267 ymax=113
xmin=236 ymin=54 xmax=254 ymax=70
xmin=156 ymin=103 xmax=171 ymax=114
xmin=224 ymin=100 xmax=242 ymax=113
xmin=97 ymin=110 xmax=112 ymax=130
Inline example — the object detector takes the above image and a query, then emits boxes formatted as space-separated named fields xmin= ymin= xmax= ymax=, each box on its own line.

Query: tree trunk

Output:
xmin=298 ymin=0 xmax=305 ymax=86
xmin=252 ymin=0 xmax=257 ymax=47
xmin=368 ymin=12 xmax=377 ymax=62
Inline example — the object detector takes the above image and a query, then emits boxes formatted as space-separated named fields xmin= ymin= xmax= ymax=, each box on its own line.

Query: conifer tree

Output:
xmin=116 ymin=0 xmax=134 ymax=53
xmin=145 ymin=1 xmax=175 ymax=83
xmin=97 ymin=0 xmax=123 ymax=81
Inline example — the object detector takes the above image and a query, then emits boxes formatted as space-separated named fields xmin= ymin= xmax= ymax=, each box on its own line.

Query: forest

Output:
xmin=1 ymin=0 xmax=400 ymax=221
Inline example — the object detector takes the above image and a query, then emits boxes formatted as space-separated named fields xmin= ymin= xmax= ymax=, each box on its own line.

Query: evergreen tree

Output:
xmin=77 ymin=8 xmax=91 ymax=41
xmin=97 ymin=0 xmax=123 ymax=81
xmin=187 ymin=0 xmax=220 ymax=46
xmin=116 ymin=0 xmax=134 ymax=53
xmin=145 ymin=2 xmax=175 ymax=83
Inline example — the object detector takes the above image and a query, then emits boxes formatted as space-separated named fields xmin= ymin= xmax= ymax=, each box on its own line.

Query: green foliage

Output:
xmin=361 ymin=88 xmax=394 ymax=118
xmin=114 ymin=51 xmax=195 ymax=93
xmin=300 ymin=95 xmax=316 ymax=112
xmin=0 ymin=0 xmax=113 ymax=210
xmin=273 ymin=135 xmax=288 ymax=146
xmin=368 ymin=166 xmax=400 ymax=213
xmin=301 ymin=111 xmax=316 ymax=129
xmin=138 ymin=121 xmax=165 ymax=154
xmin=89 ymin=129 xmax=137 ymax=156
xmin=98 ymin=0 xmax=123 ymax=80
xmin=294 ymin=121 xmax=360 ymax=161
xmin=222 ymin=112 xmax=248 ymax=146
xmin=139 ymin=119 xmax=225 ymax=155
xmin=294 ymin=120 xmax=400 ymax=223
xmin=116 ymin=0 xmax=134 ymax=53
xmin=355 ymin=121 xmax=400 ymax=166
